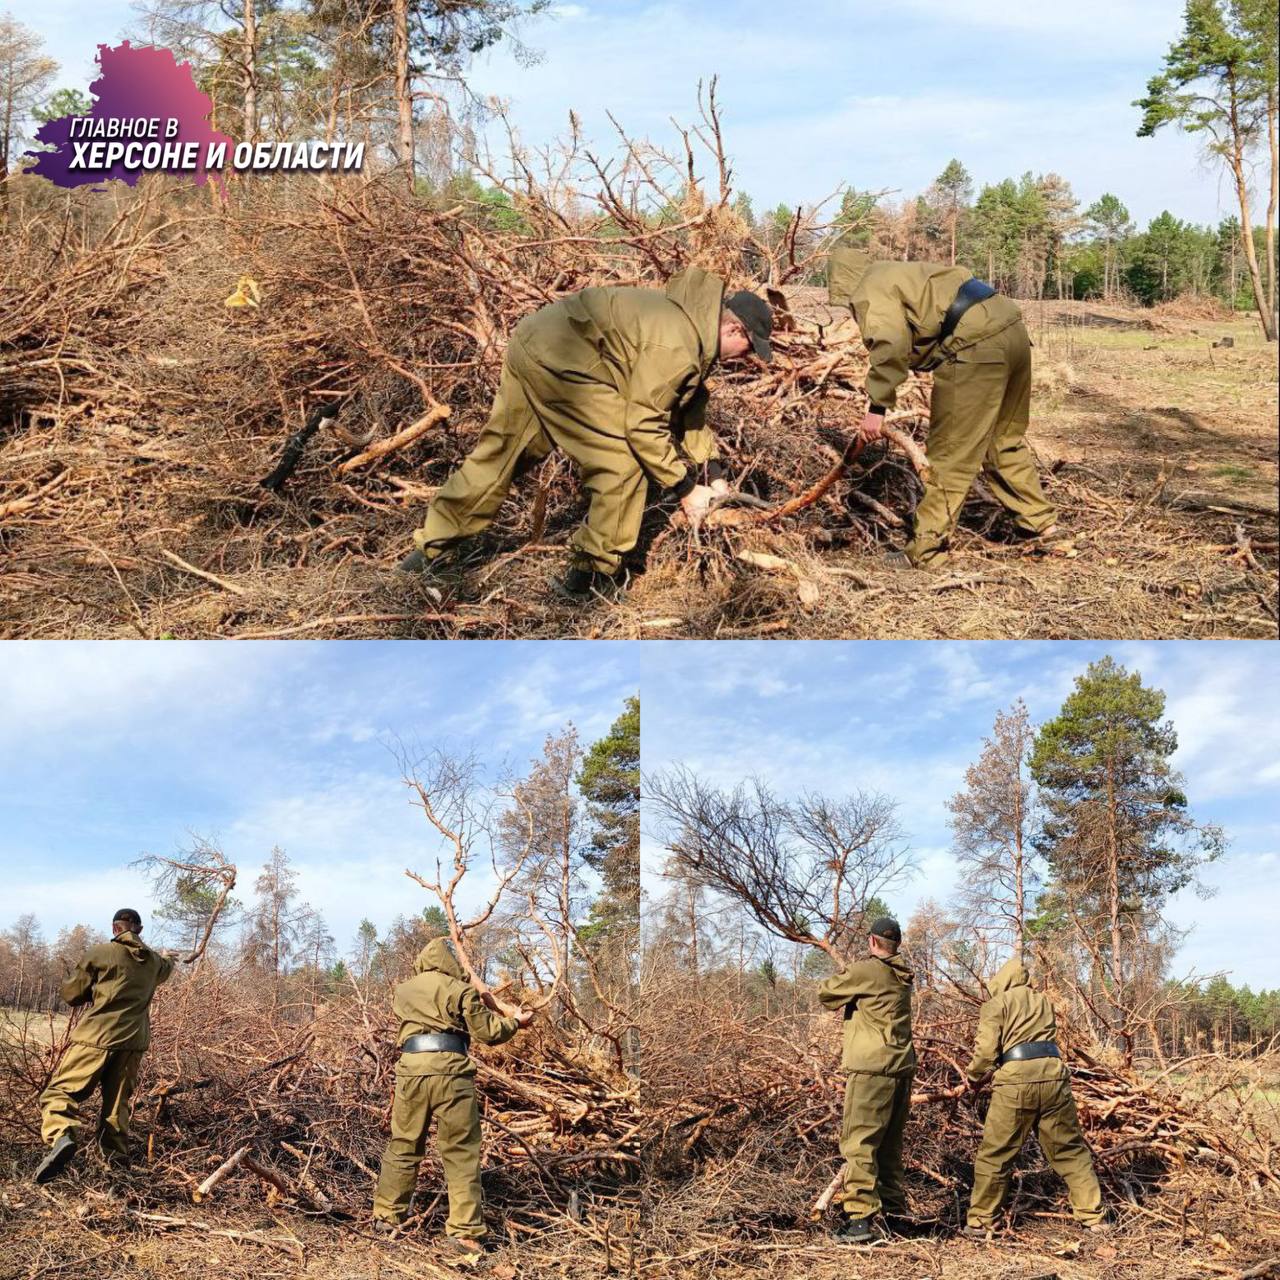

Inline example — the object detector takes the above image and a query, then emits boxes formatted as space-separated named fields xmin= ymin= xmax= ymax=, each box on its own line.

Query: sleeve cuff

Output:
xmin=703 ymin=459 xmax=726 ymax=483
xmin=868 ymin=403 xmax=887 ymax=416
xmin=670 ymin=471 xmax=697 ymax=500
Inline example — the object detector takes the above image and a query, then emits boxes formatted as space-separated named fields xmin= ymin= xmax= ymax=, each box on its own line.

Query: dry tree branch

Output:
xmin=133 ymin=841 xmax=238 ymax=965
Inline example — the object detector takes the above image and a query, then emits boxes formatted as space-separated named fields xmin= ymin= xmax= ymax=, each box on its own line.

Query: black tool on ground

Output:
xmin=259 ymin=403 xmax=341 ymax=492
xmin=401 ymin=1032 xmax=470 ymax=1055
xmin=998 ymin=1040 xmax=1061 ymax=1066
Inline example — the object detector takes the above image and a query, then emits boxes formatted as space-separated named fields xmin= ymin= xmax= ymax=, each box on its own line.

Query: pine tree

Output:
xmin=576 ymin=695 xmax=640 ymax=961
xmin=930 ymin=159 xmax=973 ymax=265
xmin=1030 ymin=657 xmax=1226 ymax=1059
xmin=1136 ymin=0 xmax=1278 ymax=338
xmin=948 ymin=700 xmax=1039 ymax=961
xmin=1085 ymin=194 xmax=1134 ymax=300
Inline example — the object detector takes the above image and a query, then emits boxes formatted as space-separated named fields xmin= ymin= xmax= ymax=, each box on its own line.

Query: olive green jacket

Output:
xmin=966 ymin=956 xmax=1069 ymax=1086
xmin=516 ymin=267 xmax=725 ymax=489
xmin=393 ymin=938 xmax=520 ymax=1079
xmin=828 ymin=247 xmax=1023 ymax=410
xmin=61 ymin=930 xmax=174 ymax=1051
xmin=818 ymin=952 xmax=916 ymax=1076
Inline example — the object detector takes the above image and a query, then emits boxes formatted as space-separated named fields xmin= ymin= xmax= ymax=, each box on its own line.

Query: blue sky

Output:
xmin=26 ymin=0 xmax=1247 ymax=228
xmin=0 ymin=642 xmax=637 ymax=957
xmin=640 ymin=641 xmax=1280 ymax=990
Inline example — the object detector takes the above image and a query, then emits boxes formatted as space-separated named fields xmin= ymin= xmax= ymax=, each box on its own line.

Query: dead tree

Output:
xmin=400 ymin=745 xmax=557 ymax=1015
xmin=134 ymin=839 xmax=238 ymax=966
xmin=947 ymin=700 xmax=1039 ymax=962
xmin=646 ymin=766 xmax=916 ymax=966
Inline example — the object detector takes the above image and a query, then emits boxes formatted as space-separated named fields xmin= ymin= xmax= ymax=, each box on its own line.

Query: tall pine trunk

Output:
xmin=392 ymin=0 xmax=415 ymax=188
xmin=242 ymin=0 xmax=258 ymax=143
xmin=1266 ymin=89 xmax=1277 ymax=328
xmin=1228 ymin=85 xmax=1277 ymax=340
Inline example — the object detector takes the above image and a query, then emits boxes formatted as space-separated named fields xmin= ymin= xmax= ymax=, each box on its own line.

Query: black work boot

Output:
xmin=397 ymin=538 xmax=491 ymax=580
xmin=831 ymin=1214 xmax=877 ymax=1244
xmin=555 ymin=564 xmax=628 ymax=602
xmin=34 ymin=1134 xmax=78 ymax=1184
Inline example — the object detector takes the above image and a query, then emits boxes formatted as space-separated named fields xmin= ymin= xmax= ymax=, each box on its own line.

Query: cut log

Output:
xmin=812 ymin=1167 xmax=843 ymax=1218
xmin=337 ymin=402 xmax=452 ymax=473
xmin=192 ymin=1144 xmax=250 ymax=1202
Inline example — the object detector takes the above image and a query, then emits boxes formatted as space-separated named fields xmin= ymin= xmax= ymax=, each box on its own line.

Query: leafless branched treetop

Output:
xmin=134 ymin=837 xmax=239 ymax=965
xmin=947 ymin=699 xmax=1038 ymax=961
xmin=397 ymin=743 xmax=535 ymax=1007
xmin=647 ymin=765 xmax=916 ymax=965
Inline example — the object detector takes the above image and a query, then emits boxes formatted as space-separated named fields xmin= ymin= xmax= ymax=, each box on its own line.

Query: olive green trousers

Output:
xmin=907 ymin=320 xmax=1057 ymax=567
xmin=967 ymin=1077 xmax=1105 ymax=1227
xmin=414 ymin=335 xmax=649 ymax=575
xmin=40 ymin=1042 xmax=143 ymax=1159
xmin=838 ymin=1071 xmax=913 ymax=1219
xmin=373 ymin=1073 xmax=487 ymax=1239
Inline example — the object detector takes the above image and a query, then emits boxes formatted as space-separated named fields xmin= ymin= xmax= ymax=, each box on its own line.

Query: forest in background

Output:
xmin=637 ymin=654 xmax=1279 ymax=1275
xmin=1 ymin=0 xmax=1277 ymax=325
xmin=646 ymin=655 xmax=1266 ymax=1069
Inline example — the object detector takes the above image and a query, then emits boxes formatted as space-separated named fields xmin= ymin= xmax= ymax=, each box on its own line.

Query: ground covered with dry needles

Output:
xmin=2 ymin=158 xmax=1275 ymax=639
xmin=640 ymin=977 xmax=1280 ymax=1280
xmin=2 ymin=981 xmax=1278 ymax=1279
xmin=0 ymin=980 xmax=646 ymax=1280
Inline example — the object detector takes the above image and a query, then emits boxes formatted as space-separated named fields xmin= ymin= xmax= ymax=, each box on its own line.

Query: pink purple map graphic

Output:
xmin=25 ymin=41 xmax=233 ymax=191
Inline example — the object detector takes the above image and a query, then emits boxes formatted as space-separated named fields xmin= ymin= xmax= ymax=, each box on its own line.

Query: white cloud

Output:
xmin=5 ymin=866 xmax=152 ymax=938
xmin=888 ymin=0 xmax=1181 ymax=52
xmin=1166 ymin=851 xmax=1280 ymax=988
xmin=0 ymin=641 xmax=265 ymax=737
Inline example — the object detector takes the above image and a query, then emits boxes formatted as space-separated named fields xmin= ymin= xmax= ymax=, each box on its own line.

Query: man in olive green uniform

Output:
xmin=35 ymin=908 xmax=174 ymax=1182
xmin=963 ymin=955 xmax=1107 ymax=1235
xmin=372 ymin=938 xmax=533 ymax=1258
xmin=403 ymin=269 xmax=773 ymax=598
xmin=817 ymin=916 xmax=916 ymax=1243
xmin=828 ymin=246 xmax=1057 ymax=569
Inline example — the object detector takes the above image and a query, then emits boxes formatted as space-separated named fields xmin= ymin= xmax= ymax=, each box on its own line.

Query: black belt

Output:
xmin=934 ymin=277 xmax=997 ymax=350
xmin=999 ymin=1040 xmax=1060 ymax=1066
xmin=401 ymin=1032 xmax=470 ymax=1055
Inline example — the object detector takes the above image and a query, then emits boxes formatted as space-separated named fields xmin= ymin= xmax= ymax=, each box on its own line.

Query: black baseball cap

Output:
xmin=113 ymin=908 xmax=143 ymax=930
xmin=869 ymin=916 xmax=902 ymax=945
xmin=724 ymin=291 xmax=773 ymax=363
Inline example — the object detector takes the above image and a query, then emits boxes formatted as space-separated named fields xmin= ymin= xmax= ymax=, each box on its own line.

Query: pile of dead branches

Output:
xmin=637 ymin=970 xmax=1280 ymax=1273
xmin=0 ymin=964 xmax=647 ymax=1229
xmin=0 ymin=84 xmax=942 ymax=639
xmin=2 ymin=91 xmax=1275 ymax=637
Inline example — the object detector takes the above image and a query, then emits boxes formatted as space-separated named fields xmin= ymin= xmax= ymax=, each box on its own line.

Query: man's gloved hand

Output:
xmin=514 ymin=1008 xmax=534 ymax=1029
xmin=859 ymin=410 xmax=885 ymax=442
xmin=680 ymin=483 xmax=716 ymax=524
